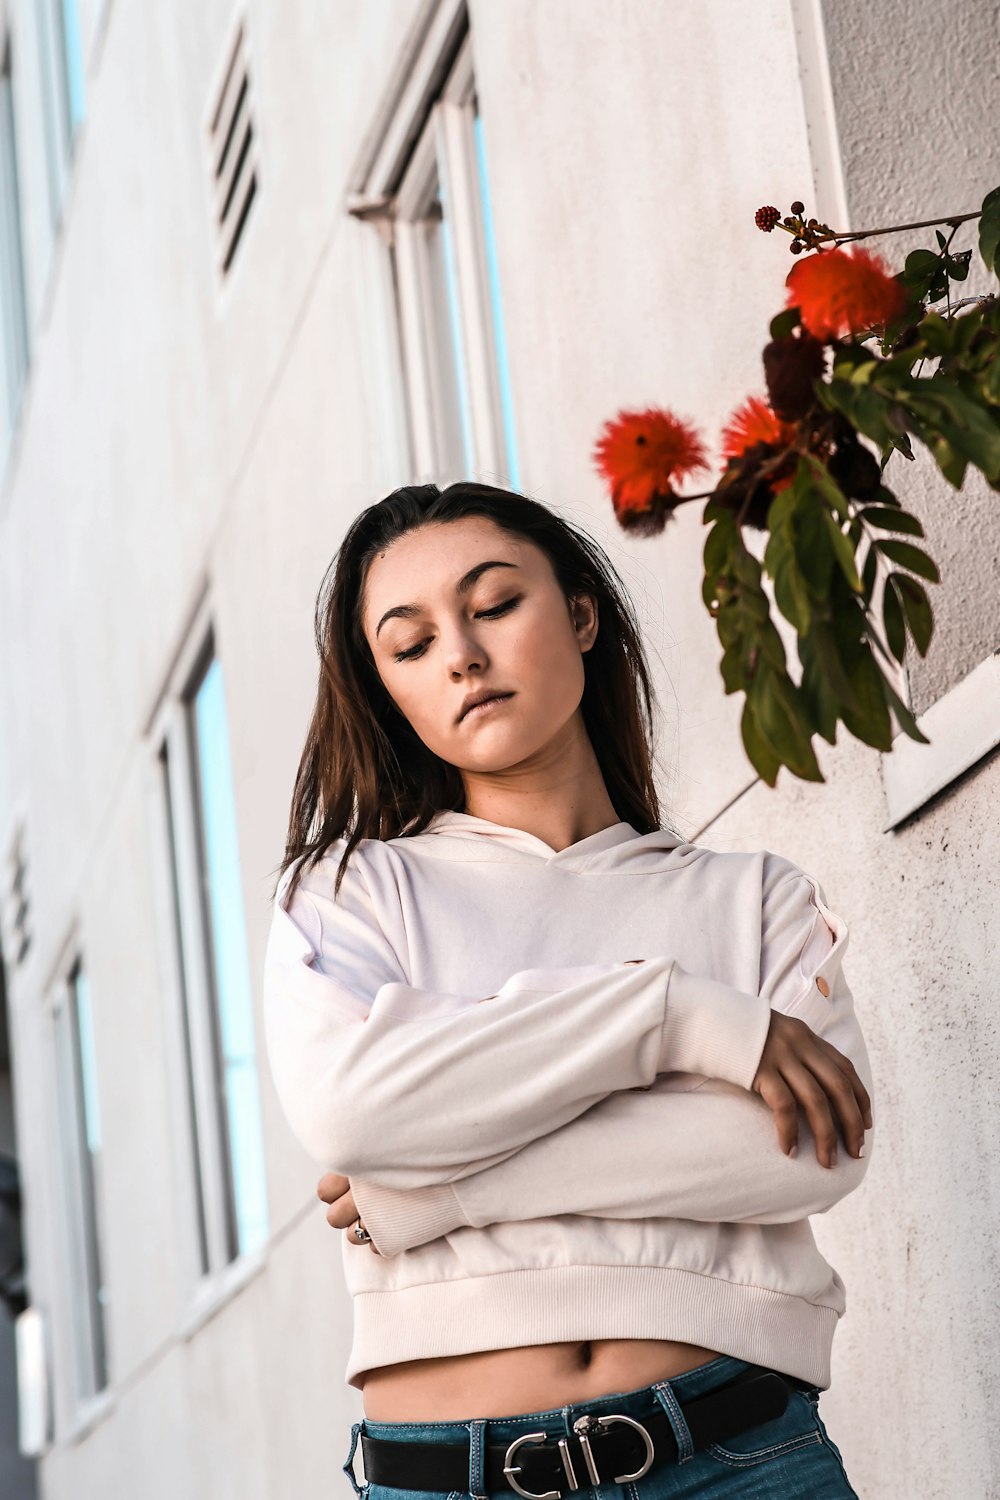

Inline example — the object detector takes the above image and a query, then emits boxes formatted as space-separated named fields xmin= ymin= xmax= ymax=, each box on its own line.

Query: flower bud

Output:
xmin=762 ymin=331 xmax=826 ymax=421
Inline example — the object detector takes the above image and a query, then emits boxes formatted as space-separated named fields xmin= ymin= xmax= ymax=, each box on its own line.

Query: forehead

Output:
xmin=362 ymin=518 xmax=539 ymax=620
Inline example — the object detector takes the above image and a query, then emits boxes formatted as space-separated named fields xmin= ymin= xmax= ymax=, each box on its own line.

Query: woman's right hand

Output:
xmin=751 ymin=1010 xmax=873 ymax=1167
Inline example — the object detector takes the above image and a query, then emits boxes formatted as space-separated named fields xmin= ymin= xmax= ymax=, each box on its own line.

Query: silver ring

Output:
xmin=353 ymin=1220 xmax=372 ymax=1243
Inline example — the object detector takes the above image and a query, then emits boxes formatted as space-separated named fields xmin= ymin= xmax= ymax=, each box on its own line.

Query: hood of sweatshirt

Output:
xmin=398 ymin=808 xmax=691 ymax=873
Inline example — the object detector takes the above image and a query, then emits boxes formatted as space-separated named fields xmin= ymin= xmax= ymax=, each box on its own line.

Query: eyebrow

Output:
xmin=374 ymin=559 xmax=521 ymax=638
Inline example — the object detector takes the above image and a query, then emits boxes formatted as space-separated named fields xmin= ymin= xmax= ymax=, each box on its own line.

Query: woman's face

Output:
xmin=360 ymin=516 xmax=599 ymax=776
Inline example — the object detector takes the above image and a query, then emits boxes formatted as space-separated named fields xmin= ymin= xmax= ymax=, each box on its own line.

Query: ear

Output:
xmin=570 ymin=592 xmax=599 ymax=653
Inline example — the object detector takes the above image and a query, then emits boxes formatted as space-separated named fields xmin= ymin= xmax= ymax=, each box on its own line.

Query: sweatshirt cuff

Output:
xmin=349 ymin=1177 xmax=464 ymax=1257
xmin=661 ymin=960 xmax=772 ymax=1090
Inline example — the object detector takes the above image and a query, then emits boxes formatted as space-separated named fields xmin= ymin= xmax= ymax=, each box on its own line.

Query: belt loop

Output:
xmin=651 ymin=1381 xmax=695 ymax=1464
xmin=342 ymin=1418 xmax=368 ymax=1498
xmin=468 ymin=1417 xmax=489 ymax=1500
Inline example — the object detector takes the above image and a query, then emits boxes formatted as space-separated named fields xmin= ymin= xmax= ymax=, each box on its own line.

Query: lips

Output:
xmin=460 ymin=693 xmax=513 ymax=721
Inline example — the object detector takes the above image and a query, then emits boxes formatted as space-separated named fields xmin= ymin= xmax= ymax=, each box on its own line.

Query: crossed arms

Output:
xmin=262 ymin=845 xmax=874 ymax=1259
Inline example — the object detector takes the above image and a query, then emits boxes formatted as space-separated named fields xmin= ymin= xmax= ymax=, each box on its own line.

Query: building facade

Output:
xmin=0 ymin=1 xmax=997 ymax=1496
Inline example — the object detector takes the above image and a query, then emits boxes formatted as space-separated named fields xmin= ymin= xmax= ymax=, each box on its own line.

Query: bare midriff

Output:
xmin=360 ymin=1338 xmax=725 ymax=1421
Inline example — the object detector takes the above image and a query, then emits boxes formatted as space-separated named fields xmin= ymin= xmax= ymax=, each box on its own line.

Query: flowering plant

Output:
xmin=593 ymin=187 xmax=1000 ymax=786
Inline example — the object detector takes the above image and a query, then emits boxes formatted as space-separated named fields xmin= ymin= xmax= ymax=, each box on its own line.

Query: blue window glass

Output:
xmin=191 ymin=656 xmax=268 ymax=1259
xmin=59 ymin=0 xmax=86 ymax=135
xmin=0 ymin=40 xmax=29 ymax=437
xmin=473 ymin=107 xmax=520 ymax=489
xmin=431 ymin=168 xmax=476 ymax=476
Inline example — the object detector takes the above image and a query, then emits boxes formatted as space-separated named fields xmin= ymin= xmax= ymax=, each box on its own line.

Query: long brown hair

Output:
xmin=273 ymin=480 xmax=677 ymax=903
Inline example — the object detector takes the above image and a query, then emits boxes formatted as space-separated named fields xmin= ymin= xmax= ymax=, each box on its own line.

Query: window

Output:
xmin=348 ymin=4 xmax=520 ymax=487
xmin=38 ymin=0 xmax=85 ymax=228
xmin=0 ymin=34 xmax=29 ymax=458
xmin=52 ymin=957 xmax=109 ymax=1402
xmin=153 ymin=624 xmax=268 ymax=1302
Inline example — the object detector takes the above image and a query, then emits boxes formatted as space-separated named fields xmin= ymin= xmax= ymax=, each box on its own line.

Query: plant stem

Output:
xmin=817 ymin=210 xmax=980 ymax=246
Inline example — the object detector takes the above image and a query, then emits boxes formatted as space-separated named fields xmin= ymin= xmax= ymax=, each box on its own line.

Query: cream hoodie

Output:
xmin=261 ymin=811 xmax=874 ymax=1391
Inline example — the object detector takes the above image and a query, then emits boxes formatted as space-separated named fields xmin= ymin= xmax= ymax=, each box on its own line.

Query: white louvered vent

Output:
xmin=206 ymin=18 xmax=259 ymax=277
xmin=4 ymin=830 xmax=30 ymax=966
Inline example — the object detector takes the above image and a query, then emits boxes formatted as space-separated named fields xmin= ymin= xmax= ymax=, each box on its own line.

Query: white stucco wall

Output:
xmin=0 ymin=2 xmax=996 ymax=1496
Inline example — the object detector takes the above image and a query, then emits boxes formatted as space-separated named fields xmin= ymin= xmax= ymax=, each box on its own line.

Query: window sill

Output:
xmin=60 ymin=1385 xmax=116 ymax=1448
xmin=176 ymin=1246 xmax=268 ymax=1342
xmin=881 ymin=650 xmax=1000 ymax=828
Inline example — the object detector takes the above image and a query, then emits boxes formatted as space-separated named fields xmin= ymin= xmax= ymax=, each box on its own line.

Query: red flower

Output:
xmin=720 ymin=396 xmax=796 ymax=461
xmin=593 ymin=407 xmax=708 ymax=534
xmin=785 ymin=245 xmax=907 ymax=341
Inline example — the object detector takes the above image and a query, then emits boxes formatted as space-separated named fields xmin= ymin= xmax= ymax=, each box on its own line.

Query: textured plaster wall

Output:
xmin=820 ymin=0 xmax=1000 ymax=714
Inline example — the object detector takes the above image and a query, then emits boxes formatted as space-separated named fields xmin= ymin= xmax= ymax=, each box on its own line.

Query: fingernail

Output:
xmin=788 ymin=1143 xmax=798 ymax=1158
xmin=829 ymin=1147 xmax=838 ymax=1167
xmin=858 ymin=1142 xmax=866 ymax=1157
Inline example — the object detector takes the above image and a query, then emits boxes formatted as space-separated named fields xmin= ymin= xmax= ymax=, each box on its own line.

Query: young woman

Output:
xmin=262 ymin=480 xmax=874 ymax=1499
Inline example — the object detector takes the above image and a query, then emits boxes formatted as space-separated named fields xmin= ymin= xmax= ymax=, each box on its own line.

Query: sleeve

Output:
xmin=260 ymin=842 xmax=774 ymax=1188
xmin=350 ymin=857 xmax=875 ymax=1256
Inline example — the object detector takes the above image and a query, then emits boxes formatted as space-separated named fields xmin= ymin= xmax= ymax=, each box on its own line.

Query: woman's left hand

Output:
xmin=317 ymin=1171 xmax=380 ymax=1253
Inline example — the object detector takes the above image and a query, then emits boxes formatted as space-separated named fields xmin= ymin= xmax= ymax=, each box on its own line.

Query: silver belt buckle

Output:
xmin=503 ymin=1411 xmax=655 ymax=1498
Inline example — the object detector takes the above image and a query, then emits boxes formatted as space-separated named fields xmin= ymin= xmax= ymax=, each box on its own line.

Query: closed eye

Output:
xmin=392 ymin=596 xmax=521 ymax=663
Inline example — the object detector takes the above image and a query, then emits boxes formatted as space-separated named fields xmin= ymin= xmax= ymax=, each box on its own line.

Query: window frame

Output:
xmin=0 ymin=29 xmax=30 ymax=459
xmin=144 ymin=593 xmax=268 ymax=1339
xmin=347 ymin=1 xmax=519 ymax=486
xmin=37 ymin=0 xmax=86 ymax=232
xmin=46 ymin=944 xmax=113 ymax=1436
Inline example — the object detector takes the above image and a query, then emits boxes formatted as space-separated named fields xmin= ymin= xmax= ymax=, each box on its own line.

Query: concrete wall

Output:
xmin=0 ymin=1 xmax=996 ymax=1495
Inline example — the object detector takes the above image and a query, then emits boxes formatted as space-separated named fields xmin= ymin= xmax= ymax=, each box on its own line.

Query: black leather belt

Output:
xmin=361 ymin=1368 xmax=804 ymax=1496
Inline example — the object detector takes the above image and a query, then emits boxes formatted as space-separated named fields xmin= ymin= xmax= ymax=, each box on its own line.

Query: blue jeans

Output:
xmin=342 ymin=1355 xmax=861 ymax=1499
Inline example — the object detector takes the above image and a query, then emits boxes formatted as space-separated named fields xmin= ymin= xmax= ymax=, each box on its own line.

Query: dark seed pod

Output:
xmin=755 ymin=205 xmax=781 ymax=232
xmin=790 ymin=239 xmax=805 ymax=254
xmin=763 ymin=332 xmax=826 ymax=421
xmin=790 ymin=200 xmax=805 ymax=216
xmin=828 ymin=440 xmax=882 ymax=502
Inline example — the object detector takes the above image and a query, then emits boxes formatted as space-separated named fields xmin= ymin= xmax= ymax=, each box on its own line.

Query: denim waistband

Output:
xmin=361 ymin=1354 xmax=770 ymax=1446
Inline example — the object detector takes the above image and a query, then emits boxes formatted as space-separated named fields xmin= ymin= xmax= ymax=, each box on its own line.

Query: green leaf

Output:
xmin=797 ymin=631 xmax=841 ymax=744
xmin=703 ymin=517 xmax=734 ymax=578
xmin=810 ymin=617 xmax=862 ymax=712
xmin=892 ymin=573 xmax=934 ymax=655
xmin=720 ymin=643 xmax=745 ymax=694
xmin=978 ymin=187 xmax=1000 ymax=273
xmin=986 ymin=353 xmax=1000 ymax=405
xmin=882 ymin=576 xmax=906 ymax=663
xmin=903 ymin=248 xmax=942 ymax=283
xmin=740 ymin=695 xmax=783 ymax=786
xmin=793 ymin=494 xmax=836 ymax=595
xmin=770 ymin=306 xmax=801 ymax=339
xmin=857 ymin=505 xmax=926 ymax=535
xmin=952 ymin=306 xmax=984 ymax=356
xmin=900 ymin=385 xmax=1000 ymax=482
xmin=773 ymin=551 xmax=812 ymax=633
xmin=880 ymin=673 xmax=931 ymax=744
xmin=756 ymin=670 xmax=824 ymax=780
xmin=802 ymin=453 xmax=851 ymax=522
xmin=838 ymin=643 xmax=894 ymax=751
xmin=919 ymin=312 xmax=954 ymax=356
xmin=873 ymin=538 xmax=940 ymax=582
xmin=822 ymin=509 xmax=864 ymax=592
xmin=831 ymin=345 xmax=878 ymax=377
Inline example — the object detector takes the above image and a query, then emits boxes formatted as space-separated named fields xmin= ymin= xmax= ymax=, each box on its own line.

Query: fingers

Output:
xmin=317 ymin=1171 xmax=349 ymax=1204
xmin=754 ymin=1072 xmax=801 ymax=1158
xmin=808 ymin=1037 xmax=874 ymax=1130
xmin=760 ymin=1052 xmax=868 ymax=1168
xmin=778 ymin=1060 xmax=847 ymax=1168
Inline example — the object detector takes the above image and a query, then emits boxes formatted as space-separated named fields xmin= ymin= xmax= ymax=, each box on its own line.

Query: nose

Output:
xmin=445 ymin=621 xmax=486 ymax=679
